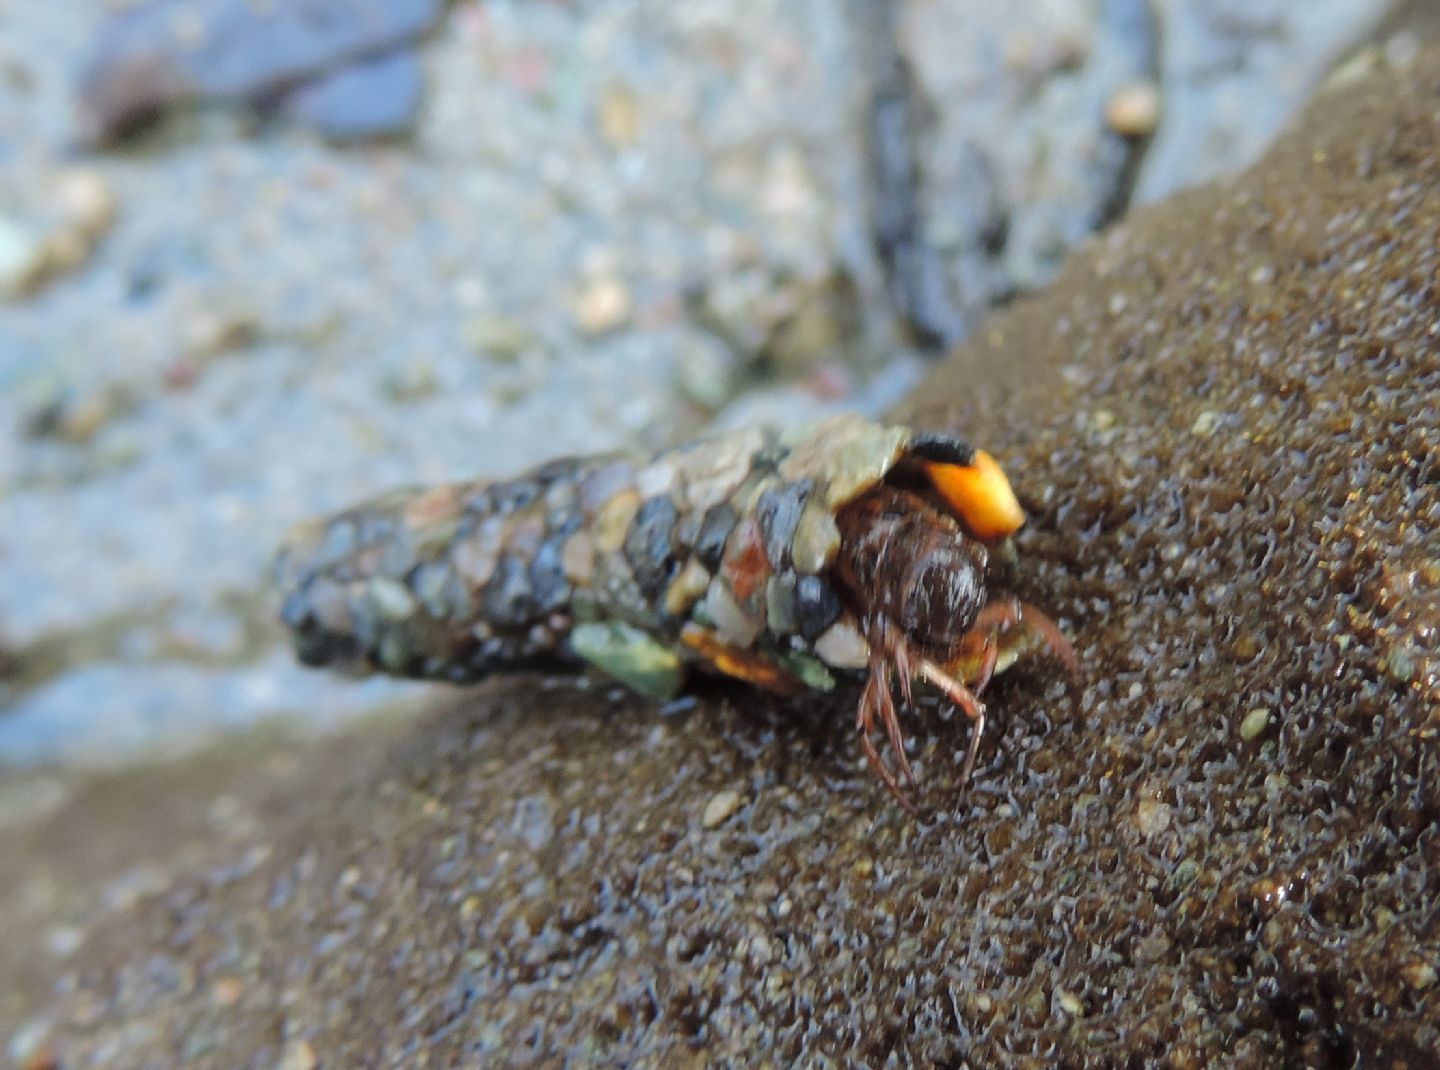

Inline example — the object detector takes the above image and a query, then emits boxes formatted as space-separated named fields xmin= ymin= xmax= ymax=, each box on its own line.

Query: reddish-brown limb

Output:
xmin=857 ymin=655 xmax=920 ymax=814
xmin=855 ymin=600 xmax=1079 ymax=807
xmin=935 ymin=598 xmax=1078 ymax=784
xmin=855 ymin=621 xmax=924 ymax=813
xmin=969 ymin=623 xmax=1001 ymax=696
xmin=856 ymin=618 xmax=993 ymax=804
xmin=967 ymin=597 xmax=1080 ymax=677
xmin=917 ymin=658 xmax=987 ymax=785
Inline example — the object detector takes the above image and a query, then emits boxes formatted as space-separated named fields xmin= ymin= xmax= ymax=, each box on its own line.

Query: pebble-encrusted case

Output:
xmin=274 ymin=414 xmax=981 ymax=699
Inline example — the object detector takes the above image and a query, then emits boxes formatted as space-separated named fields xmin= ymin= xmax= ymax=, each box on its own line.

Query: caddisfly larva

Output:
xmin=274 ymin=414 xmax=1077 ymax=808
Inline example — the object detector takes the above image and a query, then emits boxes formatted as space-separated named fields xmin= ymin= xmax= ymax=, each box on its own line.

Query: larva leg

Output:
xmin=969 ymin=598 xmax=1080 ymax=677
xmin=917 ymin=658 xmax=987 ymax=785
xmin=970 ymin=629 xmax=1000 ymax=696
xmin=878 ymin=667 xmax=917 ymax=792
xmin=922 ymin=600 xmax=1078 ymax=785
xmin=857 ymin=658 xmax=919 ymax=813
xmin=893 ymin=638 xmax=915 ymax=712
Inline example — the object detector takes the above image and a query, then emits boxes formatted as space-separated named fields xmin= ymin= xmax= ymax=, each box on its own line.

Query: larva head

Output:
xmin=891 ymin=532 xmax=989 ymax=655
xmin=832 ymin=486 xmax=989 ymax=658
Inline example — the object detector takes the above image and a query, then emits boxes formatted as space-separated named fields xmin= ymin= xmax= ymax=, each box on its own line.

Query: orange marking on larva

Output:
xmin=680 ymin=624 xmax=804 ymax=696
xmin=720 ymin=518 xmax=770 ymax=602
xmin=924 ymin=451 xmax=1026 ymax=542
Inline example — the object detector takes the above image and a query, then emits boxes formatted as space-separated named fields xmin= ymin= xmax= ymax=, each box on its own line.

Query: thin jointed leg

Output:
xmin=918 ymin=657 xmax=987 ymax=785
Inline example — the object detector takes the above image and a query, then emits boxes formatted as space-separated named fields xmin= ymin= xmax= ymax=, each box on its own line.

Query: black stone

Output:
xmin=694 ymin=503 xmax=737 ymax=573
xmin=531 ymin=456 xmax=589 ymax=486
xmin=528 ymin=537 xmax=572 ymax=614
xmin=623 ymin=496 xmax=680 ymax=602
xmin=756 ymin=480 xmax=812 ymax=570
xmin=348 ymin=598 xmax=381 ymax=655
xmin=673 ymin=509 xmax=704 ymax=558
xmin=487 ymin=479 xmax=541 ymax=516
xmin=279 ymin=586 xmax=315 ymax=633
xmin=793 ymin=575 xmax=842 ymax=643
xmin=482 ymin=555 xmax=538 ymax=627
xmin=282 ymin=588 xmax=355 ymax=668
xmin=280 ymin=48 xmax=423 ymax=142
xmin=750 ymin=444 xmax=787 ymax=471
xmin=77 ymin=0 xmax=444 ymax=144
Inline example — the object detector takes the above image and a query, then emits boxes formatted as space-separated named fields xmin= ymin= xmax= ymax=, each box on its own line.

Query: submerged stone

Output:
xmin=281 ymin=49 xmax=425 ymax=142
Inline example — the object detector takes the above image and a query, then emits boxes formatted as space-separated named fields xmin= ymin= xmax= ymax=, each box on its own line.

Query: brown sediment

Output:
xmin=16 ymin=42 xmax=1440 ymax=1070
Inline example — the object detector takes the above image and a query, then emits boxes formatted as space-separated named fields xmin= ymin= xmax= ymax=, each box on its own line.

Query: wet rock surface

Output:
xmin=1134 ymin=0 xmax=1390 ymax=203
xmin=878 ymin=0 xmax=1159 ymax=338
xmin=11 ymin=35 xmax=1439 ymax=1070
xmin=857 ymin=0 xmax=1390 ymax=344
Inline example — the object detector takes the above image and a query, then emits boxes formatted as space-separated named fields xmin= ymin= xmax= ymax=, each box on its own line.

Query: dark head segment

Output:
xmin=895 ymin=538 xmax=988 ymax=653
xmin=832 ymin=485 xmax=991 ymax=658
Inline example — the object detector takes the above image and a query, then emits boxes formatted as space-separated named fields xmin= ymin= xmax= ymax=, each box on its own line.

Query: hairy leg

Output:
xmin=917 ymin=658 xmax=987 ymax=785
xmin=857 ymin=661 xmax=919 ymax=812
xmin=967 ymin=598 xmax=1079 ymax=677
xmin=855 ymin=600 xmax=1077 ymax=803
xmin=854 ymin=621 xmax=928 ymax=810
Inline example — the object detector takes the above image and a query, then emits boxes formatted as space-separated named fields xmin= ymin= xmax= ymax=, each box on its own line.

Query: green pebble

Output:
xmin=571 ymin=621 xmax=685 ymax=699
xmin=777 ymin=651 xmax=835 ymax=692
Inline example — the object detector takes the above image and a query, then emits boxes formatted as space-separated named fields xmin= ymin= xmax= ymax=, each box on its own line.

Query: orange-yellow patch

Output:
xmin=924 ymin=450 xmax=1026 ymax=541
xmin=680 ymin=624 xmax=804 ymax=696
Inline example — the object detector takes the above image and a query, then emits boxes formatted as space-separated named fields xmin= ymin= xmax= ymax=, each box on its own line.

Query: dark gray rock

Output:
xmin=76 ymin=0 xmax=443 ymax=143
xmin=279 ymin=48 xmax=424 ymax=142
